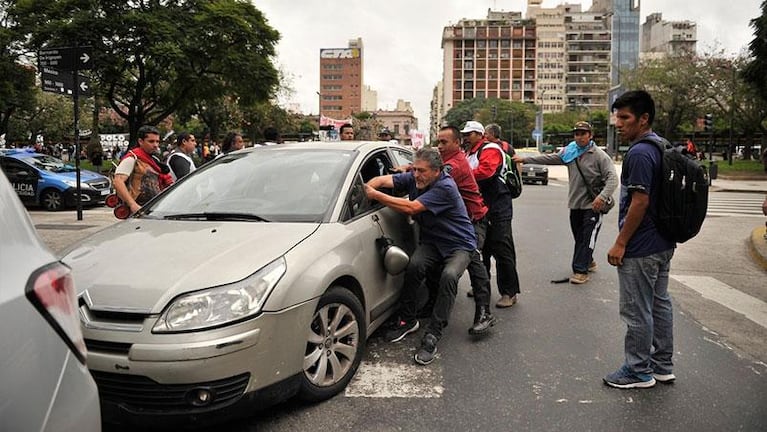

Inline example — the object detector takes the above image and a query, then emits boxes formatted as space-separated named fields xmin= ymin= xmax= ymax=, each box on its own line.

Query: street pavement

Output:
xmin=25 ymin=163 xmax=767 ymax=431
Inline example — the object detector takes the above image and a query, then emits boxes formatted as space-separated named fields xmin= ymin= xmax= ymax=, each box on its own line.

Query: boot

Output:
xmin=468 ymin=305 xmax=497 ymax=335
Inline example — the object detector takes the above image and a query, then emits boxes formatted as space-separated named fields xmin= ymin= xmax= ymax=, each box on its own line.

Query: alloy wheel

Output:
xmin=303 ymin=302 xmax=360 ymax=387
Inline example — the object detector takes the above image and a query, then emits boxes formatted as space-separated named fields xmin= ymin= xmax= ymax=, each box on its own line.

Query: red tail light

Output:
xmin=25 ymin=262 xmax=87 ymax=364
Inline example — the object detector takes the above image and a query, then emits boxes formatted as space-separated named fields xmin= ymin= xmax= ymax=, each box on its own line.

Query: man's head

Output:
xmin=340 ymin=123 xmax=355 ymax=141
xmin=611 ymin=90 xmax=655 ymax=143
xmin=460 ymin=120 xmax=485 ymax=148
xmin=378 ymin=128 xmax=392 ymax=141
xmin=485 ymin=123 xmax=502 ymax=142
xmin=437 ymin=126 xmax=462 ymax=156
xmin=412 ymin=147 xmax=443 ymax=190
xmin=222 ymin=132 xmax=244 ymax=153
xmin=176 ymin=132 xmax=197 ymax=155
xmin=137 ymin=125 xmax=161 ymax=155
xmin=572 ymin=121 xmax=593 ymax=147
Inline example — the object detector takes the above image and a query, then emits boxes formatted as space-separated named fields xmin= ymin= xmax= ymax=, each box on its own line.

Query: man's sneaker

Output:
xmin=386 ymin=319 xmax=419 ymax=343
xmin=569 ymin=273 xmax=590 ymax=284
xmin=414 ymin=333 xmax=438 ymax=365
xmin=588 ymin=261 xmax=598 ymax=272
xmin=603 ymin=365 xmax=656 ymax=389
xmin=653 ymin=372 xmax=676 ymax=384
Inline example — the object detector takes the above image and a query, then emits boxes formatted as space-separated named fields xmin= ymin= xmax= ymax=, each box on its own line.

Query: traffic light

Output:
xmin=491 ymin=105 xmax=497 ymax=119
xmin=704 ymin=113 xmax=713 ymax=132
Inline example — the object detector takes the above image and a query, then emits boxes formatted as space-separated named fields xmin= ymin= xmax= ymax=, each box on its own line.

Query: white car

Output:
xmin=0 ymin=171 xmax=101 ymax=431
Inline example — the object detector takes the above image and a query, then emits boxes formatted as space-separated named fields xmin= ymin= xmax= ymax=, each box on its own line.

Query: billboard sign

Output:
xmin=320 ymin=48 xmax=361 ymax=59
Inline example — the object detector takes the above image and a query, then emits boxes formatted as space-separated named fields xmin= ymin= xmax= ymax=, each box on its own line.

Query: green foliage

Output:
xmin=443 ymin=98 xmax=536 ymax=145
xmin=743 ymin=1 xmax=767 ymax=104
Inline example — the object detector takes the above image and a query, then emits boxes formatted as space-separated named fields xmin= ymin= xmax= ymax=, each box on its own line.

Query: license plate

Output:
xmin=101 ymin=189 xmax=110 ymax=195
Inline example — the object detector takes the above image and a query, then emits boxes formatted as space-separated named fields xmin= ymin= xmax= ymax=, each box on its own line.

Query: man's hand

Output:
xmin=592 ymin=196 xmax=607 ymax=213
xmin=364 ymin=184 xmax=378 ymax=200
xmin=129 ymin=202 xmax=141 ymax=214
xmin=607 ymin=242 xmax=626 ymax=267
xmin=511 ymin=154 xmax=525 ymax=164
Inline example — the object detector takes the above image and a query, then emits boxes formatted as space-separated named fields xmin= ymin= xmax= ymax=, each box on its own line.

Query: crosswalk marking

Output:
xmin=707 ymin=194 xmax=765 ymax=217
xmin=671 ymin=275 xmax=767 ymax=329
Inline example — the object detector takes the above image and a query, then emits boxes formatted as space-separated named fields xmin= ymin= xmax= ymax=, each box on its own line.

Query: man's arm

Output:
xmin=607 ymin=192 xmax=649 ymax=266
xmin=113 ymin=174 xmax=141 ymax=213
xmin=365 ymin=175 xmax=426 ymax=216
xmin=472 ymin=146 xmax=503 ymax=181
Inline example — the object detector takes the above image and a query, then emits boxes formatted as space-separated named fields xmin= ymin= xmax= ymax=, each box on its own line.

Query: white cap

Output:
xmin=460 ymin=120 xmax=485 ymax=135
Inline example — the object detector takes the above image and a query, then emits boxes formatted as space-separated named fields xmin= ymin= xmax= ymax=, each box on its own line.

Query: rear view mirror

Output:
xmin=377 ymin=237 xmax=409 ymax=275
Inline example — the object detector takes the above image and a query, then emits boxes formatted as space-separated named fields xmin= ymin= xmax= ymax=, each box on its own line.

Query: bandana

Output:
xmin=559 ymin=140 xmax=593 ymax=164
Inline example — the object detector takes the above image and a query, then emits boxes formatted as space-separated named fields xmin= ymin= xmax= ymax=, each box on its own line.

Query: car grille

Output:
xmin=91 ymin=371 xmax=251 ymax=412
xmin=85 ymin=339 xmax=132 ymax=355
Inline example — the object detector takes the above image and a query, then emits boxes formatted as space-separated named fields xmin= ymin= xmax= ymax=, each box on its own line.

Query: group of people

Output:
xmin=338 ymin=123 xmax=396 ymax=142
xmin=367 ymin=90 xmax=679 ymax=390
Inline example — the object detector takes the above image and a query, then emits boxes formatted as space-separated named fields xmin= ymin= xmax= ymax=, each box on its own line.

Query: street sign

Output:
xmin=38 ymin=46 xmax=93 ymax=71
xmin=41 ymin=67 xmax=91 ymax=97
xmin=531 ymin=129 xmax=542 ymax=141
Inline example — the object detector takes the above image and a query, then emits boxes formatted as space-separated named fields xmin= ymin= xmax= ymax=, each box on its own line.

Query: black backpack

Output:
xmin=640 ymin=137 xmax=709 ymax=243
xmin=476 ymin=142 xmax=523 ymax=199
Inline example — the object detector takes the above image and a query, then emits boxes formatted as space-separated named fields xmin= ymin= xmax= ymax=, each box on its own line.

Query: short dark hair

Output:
xmin=138 ymin=125 xmax=160 ymax=140
xmin=176 ymin=131 xmax=192 ymax=146
xmin=340 ymin=123 xmax=354 ymax=133
xmin=485 ymin=123 xmax=502 ymax=139
xmin=439 ymin=125 xmax=461 ymax=142
xmin=222 ymin=131 xmax=242 ymax=153
xmin=263 ymin=127 xmax=279 ymax=142
xmin=611 ymin=90 xmax=656 ymax=126
xmin=414 ymin=147 xmax=443 ymax=171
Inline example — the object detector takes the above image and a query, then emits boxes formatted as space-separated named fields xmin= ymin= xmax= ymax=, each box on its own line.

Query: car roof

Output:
xmin=242 ymin=140 xmax=411 ymax=154
xmin=1 ymin=148 xmax=45 ymax=159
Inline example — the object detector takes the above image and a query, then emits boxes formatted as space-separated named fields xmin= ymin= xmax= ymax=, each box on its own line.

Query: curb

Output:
xmin=748 ymin=226 xmax=767 ymax=272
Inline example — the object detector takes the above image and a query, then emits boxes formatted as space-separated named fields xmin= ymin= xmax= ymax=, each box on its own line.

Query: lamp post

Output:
xmin=316 ymin=91 xmax=321 ymax=127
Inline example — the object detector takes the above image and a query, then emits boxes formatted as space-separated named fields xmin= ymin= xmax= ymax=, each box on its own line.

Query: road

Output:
xmin=31 ymin=182 xmax=767 ymax=432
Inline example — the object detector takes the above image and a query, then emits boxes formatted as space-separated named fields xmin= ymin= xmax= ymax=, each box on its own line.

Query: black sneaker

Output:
xmin=414 ymin=333 xmax=438 ymax=365
xmin=386 ymin=319 xmax=419 ymax=343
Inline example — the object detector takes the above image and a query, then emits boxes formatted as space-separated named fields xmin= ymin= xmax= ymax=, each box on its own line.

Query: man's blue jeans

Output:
xmin=617 ymin=249 xmax=675 ymax=375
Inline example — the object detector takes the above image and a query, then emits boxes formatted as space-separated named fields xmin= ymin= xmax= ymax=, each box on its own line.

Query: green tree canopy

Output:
xmin=443 ymin=98 xmax=536 ymax=147
xmin=10 ymin=0 xmax=281 ymax=147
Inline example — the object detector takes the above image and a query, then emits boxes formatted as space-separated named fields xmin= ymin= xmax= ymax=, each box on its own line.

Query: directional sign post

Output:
xmin=38 ymin=46 xmax=93 ymax=220
xmin=38 ymin=46 xmax=92 ymax=71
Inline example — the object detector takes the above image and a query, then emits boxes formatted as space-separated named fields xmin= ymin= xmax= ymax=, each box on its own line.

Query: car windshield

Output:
xmin=24 ymin=154 xmax=75 ymax=173
xmin=143 ymin=147 xmax=354 ymax=223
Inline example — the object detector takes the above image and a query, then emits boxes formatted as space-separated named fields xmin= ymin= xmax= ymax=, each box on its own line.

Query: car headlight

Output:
xmin=62 ymin=180 xmax=92 ymax=189
xmin=152 ymin=257 xmax=286 ymax=333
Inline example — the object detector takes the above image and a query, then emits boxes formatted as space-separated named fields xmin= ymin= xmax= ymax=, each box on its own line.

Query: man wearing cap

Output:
xmin=512 ymin=121 xmax=618 ymax=284
xmin=463 ymin=120 xmax=522 ymax=309
xmin=378 ymin=128 xmax=393 ymax=141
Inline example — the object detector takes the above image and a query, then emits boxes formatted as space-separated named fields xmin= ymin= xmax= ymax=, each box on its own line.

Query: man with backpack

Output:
xmin=513 ymin=121 xmax=617 ymax=284
xmin=113 ymin=125 xmax=173 ymax=215
xmin=604 ymin=90 xmax=676 ymax=389
xmin=463 ymin=120 xmax=521 ymax=309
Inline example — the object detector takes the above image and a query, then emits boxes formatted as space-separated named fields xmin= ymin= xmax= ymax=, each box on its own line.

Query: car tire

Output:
xmin=40 ymin=188 xmax=63 ymax=211
xmin=298 ymin=286 xmax=366 ymax=403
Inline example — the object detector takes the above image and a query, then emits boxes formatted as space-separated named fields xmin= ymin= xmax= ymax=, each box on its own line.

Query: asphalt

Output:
xmin=26 ymin=164 xmax=767 ymax=271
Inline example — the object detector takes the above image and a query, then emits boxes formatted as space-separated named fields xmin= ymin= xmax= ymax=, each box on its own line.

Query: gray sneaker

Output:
xmin=414 ymin=333 xmax=438 ymax=365
xmin=653 ymin=372 xmax=676 ymax=383
xmin=603 ymin=365 xmax=656 ymax=389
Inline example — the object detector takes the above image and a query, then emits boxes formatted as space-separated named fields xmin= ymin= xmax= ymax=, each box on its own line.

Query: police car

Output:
xmin=0 ymin=148 xmax=112 ymax=211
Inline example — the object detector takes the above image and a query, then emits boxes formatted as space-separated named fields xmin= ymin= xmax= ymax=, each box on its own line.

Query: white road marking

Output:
xmin=671 ymin=275 xmax=767 ymax=328
xmin=345 ymin=362 xmax=444 ymax=398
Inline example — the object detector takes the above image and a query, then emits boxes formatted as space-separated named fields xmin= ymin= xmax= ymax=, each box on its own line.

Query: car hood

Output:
xmin=62 ymin=219 xmax=319 ymax=313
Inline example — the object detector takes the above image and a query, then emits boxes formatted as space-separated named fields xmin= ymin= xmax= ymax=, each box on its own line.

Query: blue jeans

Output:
xmin=617 ymin=249 xmax=675 ymax=375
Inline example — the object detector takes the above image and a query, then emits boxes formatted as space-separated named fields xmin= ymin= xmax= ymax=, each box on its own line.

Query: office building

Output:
xmin=319 ymin=38 xmax=364 ymax=120
xmin=641 ymin=13 xmax=697 ymax=57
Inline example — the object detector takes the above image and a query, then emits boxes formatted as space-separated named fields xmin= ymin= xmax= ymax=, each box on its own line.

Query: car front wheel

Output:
xmin=40 ymin=188 xmax=64 ymax=211
xmin=298 ymin=286 xmax=365 ymax=402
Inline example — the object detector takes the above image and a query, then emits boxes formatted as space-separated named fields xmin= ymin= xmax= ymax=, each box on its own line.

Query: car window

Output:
xmin=341 ymin=150 xmax=394 ymax=221
xmin=21 ymin=155 xmax=74 ymax=173
xmin=143 ymin=148 xmax=354 ymax=223
xmin=0 ymin=158 xmax=35 ymax=177
xmin=390 ymin=148 xmax=413 ymax=167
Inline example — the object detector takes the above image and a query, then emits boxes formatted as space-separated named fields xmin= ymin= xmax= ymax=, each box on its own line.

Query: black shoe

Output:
xmin=468 ymin=305 xmax=497 ymax=335
xmin=414 ymin=333 xmax=438 ymax=365
xmin=386 ymin=319 xmax=419 ymax=343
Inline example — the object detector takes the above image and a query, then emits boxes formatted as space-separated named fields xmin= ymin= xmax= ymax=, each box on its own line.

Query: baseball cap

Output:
xmin=460 ymin=120 xmax=485 ymax=135
xmin=378 ymin=128 xmax=392 ymax=136
xmin=573 ymin=121 xmax=593 ymax=132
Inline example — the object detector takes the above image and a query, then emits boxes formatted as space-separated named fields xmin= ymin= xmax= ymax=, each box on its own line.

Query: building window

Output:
xmin=464 ymin=60 xmax=473 ymax=69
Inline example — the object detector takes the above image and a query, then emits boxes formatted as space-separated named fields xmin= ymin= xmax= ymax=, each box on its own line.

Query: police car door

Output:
xmin=0 ymin=157 xmax=39 ymax=205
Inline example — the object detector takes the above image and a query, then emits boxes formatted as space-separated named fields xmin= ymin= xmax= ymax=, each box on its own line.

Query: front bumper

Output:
xmin=82 ymin=299 xmax=317 ymax=424
xmin=63 ymin=186 xmax=111 ymax=206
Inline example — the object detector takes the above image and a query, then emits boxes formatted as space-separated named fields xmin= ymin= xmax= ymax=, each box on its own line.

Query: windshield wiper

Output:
xmin=163 ymin=212 xmax=270 ymax=222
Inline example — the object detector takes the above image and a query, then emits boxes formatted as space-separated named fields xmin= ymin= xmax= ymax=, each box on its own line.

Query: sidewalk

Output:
xmin=547 ymin=164 xmax=767 ymax=271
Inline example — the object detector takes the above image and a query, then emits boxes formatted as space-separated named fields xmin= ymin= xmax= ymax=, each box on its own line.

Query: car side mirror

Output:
xmin=377 ymin=237 xmax=409 ymax=275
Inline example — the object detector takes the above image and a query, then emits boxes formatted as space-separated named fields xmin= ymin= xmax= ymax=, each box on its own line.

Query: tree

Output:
xmin=11 ymin=0 xmax=280 ymax=147
xmin=0 ymin=2 xmax=36 ymax=138
xmin=743 ymin=1 xmax=767 ymax=105
xmin=443 ymin=98 xmax=536 ymax=147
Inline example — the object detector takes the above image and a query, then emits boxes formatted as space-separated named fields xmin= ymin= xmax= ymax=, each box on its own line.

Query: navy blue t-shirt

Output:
xmin=619 ymin=133 xmax=676 ymax=258
xmin=392 ymin=171 xmax=477 ymax=257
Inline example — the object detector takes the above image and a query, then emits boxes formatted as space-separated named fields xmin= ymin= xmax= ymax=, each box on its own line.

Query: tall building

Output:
xmin=641 ymin=13 xmax=697 ymax=57
xmin=591 ymin=0 xmax=641 ymax=86
xmin=440 ymin=10 xmax=537 ymax=119
xmin=527 ymin=2 xmax=572 ymax=113
xmin=564 ymin=7 xmax=611 ymax=111
xmin=319 ymin=38 xmax=364 ymax=120
xmin=361 ymin=85 xmax=378 ymax=112
xmin=430 ymin=81 xmax=444 ymax=142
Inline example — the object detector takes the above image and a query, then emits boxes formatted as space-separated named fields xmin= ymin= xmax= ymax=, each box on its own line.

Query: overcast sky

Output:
xmin=257 ymin=0 xmax=762 ymax=129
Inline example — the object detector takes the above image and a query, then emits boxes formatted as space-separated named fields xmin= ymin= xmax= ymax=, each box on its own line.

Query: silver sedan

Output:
xmin=62 ymin=141 xmax=415 ymax=426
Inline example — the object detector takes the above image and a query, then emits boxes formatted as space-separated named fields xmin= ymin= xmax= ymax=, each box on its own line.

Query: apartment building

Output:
xmin=440 ymin=10 xmax=537 ymax=118
xmin=319 ymin=38 xmax=364 ymax=120
xmin=641 ymin=12 xmax=697 ymax=57
xmin=430 ymin=81 xmax=444 ymax=142
xmin=565 ymin=8 xmax=611 ymax=111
